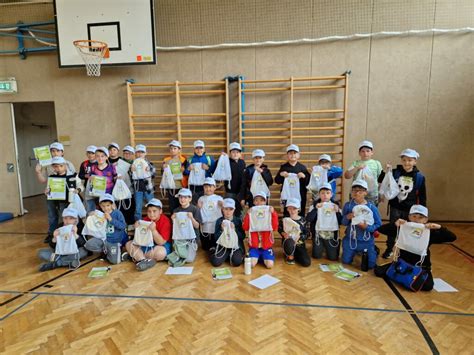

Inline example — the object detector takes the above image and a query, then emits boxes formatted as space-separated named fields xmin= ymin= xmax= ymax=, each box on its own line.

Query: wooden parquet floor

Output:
xmin=0 ymin=197 xmax=472 ymax=354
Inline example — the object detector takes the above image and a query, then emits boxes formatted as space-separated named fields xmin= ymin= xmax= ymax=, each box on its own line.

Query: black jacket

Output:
xmin=274 ymin=162 xmax=310 ymax=197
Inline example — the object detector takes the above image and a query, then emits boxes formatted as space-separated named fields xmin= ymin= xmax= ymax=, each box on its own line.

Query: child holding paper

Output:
xmin=86 ymin=146 xmax=117 ymax=213
xmin=44 ymin=157 xmax=81 ymax=244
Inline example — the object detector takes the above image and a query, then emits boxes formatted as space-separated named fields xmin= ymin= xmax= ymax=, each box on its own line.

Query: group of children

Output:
xmin=36 ymin=139 xmax=456 ymax=291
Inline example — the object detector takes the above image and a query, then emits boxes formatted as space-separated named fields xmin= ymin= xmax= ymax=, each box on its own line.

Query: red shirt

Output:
xmin=144 ymin=215 xmax=171 ymax=242
xmin=242 ymin=209 xmax=279 ymax=250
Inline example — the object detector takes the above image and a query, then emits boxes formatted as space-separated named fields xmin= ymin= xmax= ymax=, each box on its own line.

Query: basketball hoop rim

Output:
xmin=73 ymin=39 xmax=108 ymax=50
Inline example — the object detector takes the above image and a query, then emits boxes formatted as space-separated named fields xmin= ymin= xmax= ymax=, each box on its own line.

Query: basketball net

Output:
xmin=73 ymin=40 xmax=110 ymax=77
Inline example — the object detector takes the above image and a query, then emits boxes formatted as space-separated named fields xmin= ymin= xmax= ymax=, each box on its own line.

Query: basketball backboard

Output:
xmin=54 ymin=0 xmax=156 ymax=67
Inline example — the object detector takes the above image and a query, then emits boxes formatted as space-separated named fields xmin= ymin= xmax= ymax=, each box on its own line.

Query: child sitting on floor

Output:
xmin=38 ymin=207 xmax=88 ymax=271
xmin=278 ymin=198 xmax=311 ymax=267
xmin=124 ymin=198 xmax=172 ymax=271
xmin=84 ymin=193 xmax=127 ymax=264
xmin=243 ymin=192 xmax=279 ymax=269
xmin=375 ymin=205 xmax=456 ymax=291
xmin=210 ymin=198 xmax=246 ymax=267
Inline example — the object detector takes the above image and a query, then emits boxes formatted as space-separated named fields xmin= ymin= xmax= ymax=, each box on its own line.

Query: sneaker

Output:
xmin=136 ymin=258 xmax=157 ymax=271
xmin=286 ymin=256 xmax=295 ymax=265
xmin=382 ymin=249 xmax=393 ymax=259
xmin=121 ymin=252 xmax=132 ymax=262
xmin=39 ymin=261 xmax=59 ymax=272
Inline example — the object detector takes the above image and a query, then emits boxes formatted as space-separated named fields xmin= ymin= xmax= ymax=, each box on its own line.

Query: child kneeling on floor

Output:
xmin=375 ymin=205 xmax=456 ymax=291
xmin=84 ymin=193 xmax=128 ymax=264
xmin=306 ymin=183 xmax=342 ymax=261
xmin=38 ymin=207 xmax=88 ymax=271
xmin=124 ymin=198 xmax=172 ymax=271
xmin=278 ymin=198 xmax=311 ymax=266
xmin=168 ymin=188 xmax=202 ymax=266
xmin=243 ymin=191 xmax=279 ymax=269
xmin=341 ymin=180 xmax=382 ymax=269
xmin=210 ymin=198 xmax=246 ymax=267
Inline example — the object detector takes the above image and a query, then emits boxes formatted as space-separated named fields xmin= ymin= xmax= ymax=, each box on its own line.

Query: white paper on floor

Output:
xmin=165 ymin=266 xmax=194 ymax=275
xmin=248 ymin=274 xmax=280 ymax=290
xmin=433 ymin=278 xmax=458 ymax=292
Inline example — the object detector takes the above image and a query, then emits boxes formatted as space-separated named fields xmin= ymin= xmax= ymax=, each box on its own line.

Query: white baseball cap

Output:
xmin=409 ymin=205 xmax=428 ymax=217
xmin=99 ymin=193 xmax=115 ymax=203
xmin=203 ymin=177 xmax=216 ymax=186
xmin=286 ymin=144 xmax=300 ymax=153
xmin=229 ymin=142 xmax=242 ymax=151
xmin=318 ymin=182 xmax=333 ymax=191
xmin=193 ymin=140 xmax=205 ymax=148
xmin=400 ymin=148 xmax=419 ymax=159
xmin=146 ymin=198 xmax=163 ymax=208
xmin=135 ymin=144 xmax=147 ymax=153
xmin=176 ymin=188 xmax=192 ymax=197
xmin=86 ymin=145 xmax=97 ymax=153
xmin=286 ymin=198 xmax=300 ymax=209
xmin=252 ymin=191 xmax=268 ymax=200
xmin=123 ymin=145 xmax=135 ymax=154
xmin=62 ymin=207 xmax=78 ymax=219
xmin=168 ymin=140 xmax=182 ymax=149
xmin=223 ymin=198 xmax=236 ymax=209
xmin=50 ymin=142 xmax=64 ymax=151
xmin=108 ymin=142 xmax=120 ymax=150
xmin=95 ymin=146 xmax=109 ymax=157
xmin=318 ymin=154 xmax=332 ymax=162
xmin=358 ymin=140 xmax=374 ymax=150
xmin=352 ymin=179 xmax=368 ymax=190
xmin=252 ymin=149 xmax=265 ymax=158
xmin=51 ymin=156 xmax=66 ymax=165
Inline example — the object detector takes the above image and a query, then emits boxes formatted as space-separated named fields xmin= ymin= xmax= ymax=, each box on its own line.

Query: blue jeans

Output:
xmin=342 ymin=237 xmax=377 ymax=269
xmin=134 ymin=191 xmax=154 ymax=221
xmin=38 ymin=247 xmax=88 ymax=266
xmin=47 ymin=200 xmax=67 ymax=235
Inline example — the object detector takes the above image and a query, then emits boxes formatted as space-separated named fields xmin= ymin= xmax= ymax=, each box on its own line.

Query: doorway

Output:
xmin=14 ymin=102 xmax=57 ymax=198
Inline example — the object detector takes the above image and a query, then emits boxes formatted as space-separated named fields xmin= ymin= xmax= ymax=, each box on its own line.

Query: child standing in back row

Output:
xmin=163 ymin=140 xmax=189 ymax=214
xmin=378 ymin=148 xmax=427 ymax=259
xmin=131 ymin=144 xmax=156 ymax=221
xmin=275 ymin=144 xmax=310 ymax=216
xmin=243 ymin=149 xmax=273 ymax=208
xmin=184 ymin=140 xmax=215 ymax=204
xmin=344 ymin=140 xmax=382 ymax=205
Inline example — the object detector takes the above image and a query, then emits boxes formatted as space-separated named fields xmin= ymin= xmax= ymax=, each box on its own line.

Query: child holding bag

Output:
xmin=306 ymin=183 xmax=342 ymax=261
xmin=242 ymin=192 xmax=279 ymax=269
xmin=377 ymin=149 xmax=426 ymax=259
xmin=275 ymin=144 xmax=310 ymax=216
xmin=278 ymin=198 xmax=311 ymax=266
xmin=124 ymin=199 xmax=172 ymax=271
xmin=243 ymin=149 xmax=273 ymax=207
xmin=210 ymin=198 xmax=246 ymax=267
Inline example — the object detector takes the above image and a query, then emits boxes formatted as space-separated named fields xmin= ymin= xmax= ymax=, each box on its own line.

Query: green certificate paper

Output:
xmin=34 ymin=145 xmax=53 ymax=167
xmin=212 ymin=267 xmax=232 ymax=280
xmin=91 ymin=176 xmax=107 ymax=197
xmin=47 ymin=177 xmax=66 ymax=200
xmin=169 ymin=160 xmax=183 ymax=180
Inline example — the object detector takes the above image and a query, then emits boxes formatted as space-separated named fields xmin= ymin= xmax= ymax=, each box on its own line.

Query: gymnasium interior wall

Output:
xmin=0 ymin=0 xmax=472 ymax=220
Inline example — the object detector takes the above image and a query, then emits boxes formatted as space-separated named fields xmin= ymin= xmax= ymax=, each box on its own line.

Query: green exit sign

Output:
xmin=0 ymin=78 xmax=17 ymax=94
